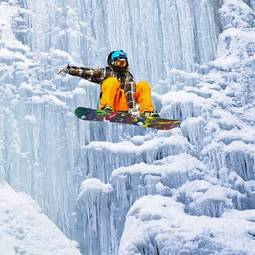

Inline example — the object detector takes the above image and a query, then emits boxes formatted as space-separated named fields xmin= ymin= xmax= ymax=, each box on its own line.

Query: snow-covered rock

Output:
xmin=119 ymin=195 xmax=255 ymax=255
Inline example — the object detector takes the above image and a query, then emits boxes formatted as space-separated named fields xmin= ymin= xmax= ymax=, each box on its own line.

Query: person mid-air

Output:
xmin=58 ymin=50 xmax=159 ymax=117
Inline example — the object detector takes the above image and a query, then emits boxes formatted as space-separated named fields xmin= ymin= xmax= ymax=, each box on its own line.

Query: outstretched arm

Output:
xmin=58 ymin=64 xmax=108 ymax=84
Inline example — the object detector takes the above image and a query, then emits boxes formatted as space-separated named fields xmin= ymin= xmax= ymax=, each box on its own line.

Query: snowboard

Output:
xmin=74 ymin=107 xmax=181 ymax=130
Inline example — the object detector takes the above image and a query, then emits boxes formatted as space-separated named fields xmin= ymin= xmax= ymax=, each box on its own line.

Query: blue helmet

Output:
xmin=110 ymin=50 xmax=127 ymax=61
xmin=107 ymin=50 xmax=128 ymax=71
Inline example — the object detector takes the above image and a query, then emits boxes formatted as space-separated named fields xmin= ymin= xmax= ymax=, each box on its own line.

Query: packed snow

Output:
xmin=0 ymin=182 xmax=81 ymax=255
xmin=119 ymin=195 xmax=255 ymax=255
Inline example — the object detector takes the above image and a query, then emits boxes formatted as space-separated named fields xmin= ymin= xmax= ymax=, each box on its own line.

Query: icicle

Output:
xmin=76 ymin=178 xmax=113 ymax=255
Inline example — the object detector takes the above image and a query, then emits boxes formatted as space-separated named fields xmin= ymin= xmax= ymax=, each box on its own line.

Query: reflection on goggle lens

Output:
xmin=115 ymin=59 xmax=127 ymax=66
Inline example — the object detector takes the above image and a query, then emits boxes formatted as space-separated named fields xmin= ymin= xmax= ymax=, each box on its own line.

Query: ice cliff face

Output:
xmin=15 ymin=0 xmax=222 ymax=83
xmin=0 ymin=0 xmax=255 ymax=254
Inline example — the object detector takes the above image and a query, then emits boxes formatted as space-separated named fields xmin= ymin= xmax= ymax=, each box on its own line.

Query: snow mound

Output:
xmin=78 ymin=177 xmax=113 ymax=201
xmin=119 ymin=195 xmax=255 ymax=255
xmin=0 ymin=183 xmax=81 ymax=255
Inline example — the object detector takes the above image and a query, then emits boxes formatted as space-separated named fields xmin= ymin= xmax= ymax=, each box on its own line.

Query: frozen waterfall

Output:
xmin=0 ymin=0 xmax=255 ymax=254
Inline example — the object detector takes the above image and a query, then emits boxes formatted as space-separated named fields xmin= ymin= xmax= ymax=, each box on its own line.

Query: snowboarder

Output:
xmin=58 ymin=50 xmax=159 ymax=117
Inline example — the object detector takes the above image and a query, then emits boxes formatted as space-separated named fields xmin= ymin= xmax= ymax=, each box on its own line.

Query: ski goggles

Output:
xmin=114 ymin=58 xmax=127 ymax=67
xmin=111 ymin=50 xmax=128 ymax=61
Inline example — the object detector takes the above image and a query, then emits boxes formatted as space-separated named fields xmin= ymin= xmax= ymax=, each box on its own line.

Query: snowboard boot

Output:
xmin=144 ymin=111 xmax=160 ymax=118
xmin=101 ymin=105 xmax=113 ymax=114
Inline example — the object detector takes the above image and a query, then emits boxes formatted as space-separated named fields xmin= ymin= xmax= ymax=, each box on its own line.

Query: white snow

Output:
xmin=119 ymin=195 xmax=255 ymax=255
xmin=0 ymin=182 xmax=81 ymax=255
xmin=112 ymin=153 xmax=205 ymax=178
xmin=85 ymin=132 xmax=188 ymax=155
xmin=78 ymin=177 xmax=113 ymax=201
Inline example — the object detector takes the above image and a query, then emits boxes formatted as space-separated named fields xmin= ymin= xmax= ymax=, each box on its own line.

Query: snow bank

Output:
xmin=83 ymin=131 xmax=190 ymax=183
xmin=0 ymin=183 xmax=81 ymax=255
xmin=119 ymin=195 xmax=255 ymax=255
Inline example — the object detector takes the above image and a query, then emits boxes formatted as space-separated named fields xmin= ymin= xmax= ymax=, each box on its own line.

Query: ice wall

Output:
xmin=1 ymin=0 xmax=255 ymax=254
xmin=19 ymin=0 xmax=222 ymax=83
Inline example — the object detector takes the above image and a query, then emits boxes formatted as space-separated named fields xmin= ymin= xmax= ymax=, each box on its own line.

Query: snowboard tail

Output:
xmin=75 ymin=107 xmax=181 ymax=130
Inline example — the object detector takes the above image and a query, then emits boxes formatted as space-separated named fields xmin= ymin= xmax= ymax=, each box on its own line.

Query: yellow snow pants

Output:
xmin=100 ymin=77 xmax=154 ymax=112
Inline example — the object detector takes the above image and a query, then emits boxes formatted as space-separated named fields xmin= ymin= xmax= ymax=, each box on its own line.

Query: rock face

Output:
xmin=0 ymin=0 xmax=255 ymax=254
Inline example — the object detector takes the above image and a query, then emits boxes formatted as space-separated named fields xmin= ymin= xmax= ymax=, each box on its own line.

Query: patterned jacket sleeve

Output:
xmin=67 ymin=66 xmax=107 ymax=84
xmin=123 ymin=71 xmax=136 ymax=109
